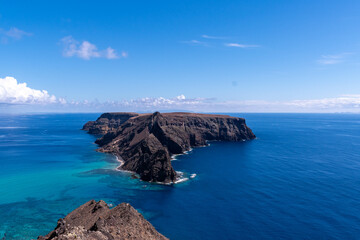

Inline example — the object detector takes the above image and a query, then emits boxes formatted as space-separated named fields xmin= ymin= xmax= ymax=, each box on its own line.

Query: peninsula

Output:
xmin=83 ymin=112 xmax=256 ymax=183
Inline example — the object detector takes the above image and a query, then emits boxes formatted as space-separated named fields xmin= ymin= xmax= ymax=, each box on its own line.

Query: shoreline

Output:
xmin=84 ymin=112 xmax=255 ymax=185
xmin=171 ymin=143 xmax=209 ymax=161
xmin=113 ymin=150 xmax=197 ymax=184
xmin=109 ymin=141 xmax=244 ymax=184
xmin=107 ymin=139 xmax=255 ymax=185
xmin=115 ymin=155 xmax=124 ymax=169
xmin=114 ymin=155 xmax=134 ymax=174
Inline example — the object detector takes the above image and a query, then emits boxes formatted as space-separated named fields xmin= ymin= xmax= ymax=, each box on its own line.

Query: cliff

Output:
xmin=82 ymin=112 xmax=139 ymax=135
xmin=38 ymin=200 xmax=168 ymax=240
xmin=84 ymin=112 xmax=256 ymax=183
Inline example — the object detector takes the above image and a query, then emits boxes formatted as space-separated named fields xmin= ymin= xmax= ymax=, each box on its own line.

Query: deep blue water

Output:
xmin=0 ymin=113 xmax=360 ymax=239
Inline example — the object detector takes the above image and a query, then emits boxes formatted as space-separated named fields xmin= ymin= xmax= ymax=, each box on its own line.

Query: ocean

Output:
xmin=0 ymin=113 xmax=360 ymax=239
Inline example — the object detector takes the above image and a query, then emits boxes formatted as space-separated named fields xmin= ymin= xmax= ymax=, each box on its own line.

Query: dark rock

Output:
xmin=82 ymin=112 xmax=139 ymax=135
xmin=83 ymin=112 xmax=256 ymax=183
xmin=37 ymin=200 xmax=168 ymax=240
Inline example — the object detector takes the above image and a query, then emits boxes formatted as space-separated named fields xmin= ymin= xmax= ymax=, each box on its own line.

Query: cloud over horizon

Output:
xmin=2 ymin=77 xmax=360 ymax=113
xmin=0 ymin=77 xmax=64 ymax=104
xmin=61 ymin=36 xmax=126 ymax=60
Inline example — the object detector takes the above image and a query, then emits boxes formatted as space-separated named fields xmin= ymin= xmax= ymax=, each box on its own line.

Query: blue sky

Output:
xmin=1 ymin=0 xmax=360 ymax=112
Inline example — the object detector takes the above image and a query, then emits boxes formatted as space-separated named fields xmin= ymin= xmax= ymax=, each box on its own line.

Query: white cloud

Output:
xmin=176 ymin=94 xmax=186 ymax=100
xmin=121 ymin=51 xmax=128 ymax=58
xmin=56 ymin=94 xmax=360 ymax=113
xmin=5 ymin=27 xmax=32 ymax=39
xmin=0 ymin=27 xmax=32 ymax=43
xmin=214 ymin=95 xmax=360 ymax=113
xmin=224 ymin=43 xmax=260 ymax=48
xmin=120 ymin=95 xmax=202 ymax=109
xmin=201 ymin=34 xmax=226 ymax=39
xmin=46 ymin=94 xmax=206 ymax=112
xmin=181 ymin=40 xmax=208 ymax=46
xmin=317 ymin=52 xmax=353 ymax=65
xmin=2 ymin=76 xmax=360 ymax=113
xmin=116 ymin=95 xmax=360 ymax=113
xmin=105 ymin=47 xmax=118 ymax=59
xmin=77 ymin=41 xmax=101 ymax=59
xmin=60 ymin=36 xmax=126 ymax=60
xmin=286 ymin=95 xmax=360 ymax=109
xmin=0 ymin=77 xmax=61 ymax=104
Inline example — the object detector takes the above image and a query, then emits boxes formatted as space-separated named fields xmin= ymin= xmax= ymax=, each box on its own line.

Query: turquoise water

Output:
xmin=1 ymin=113 xmax=360 ymax=239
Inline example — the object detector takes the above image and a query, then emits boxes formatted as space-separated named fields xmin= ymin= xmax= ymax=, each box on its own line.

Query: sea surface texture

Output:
xmin=0 ymin=113 xmax=359 ymax=240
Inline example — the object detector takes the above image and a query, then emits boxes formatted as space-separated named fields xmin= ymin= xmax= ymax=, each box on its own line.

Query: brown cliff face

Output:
xmin=84 ymin=112 xmax=256 ymax=183
xmin=38 ymin=200 xmax=168 ymax=240
xmin=82 ymin=112 xmax=139 ymax=135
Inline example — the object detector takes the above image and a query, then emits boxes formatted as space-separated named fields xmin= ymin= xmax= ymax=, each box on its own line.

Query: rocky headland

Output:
xmin=37 ymin=200 xmax=168 ymax=240
xmin=83 ymin=112 xmax=255 ymax=183
xmin=83 ymin=112 xmax=139 ymax=135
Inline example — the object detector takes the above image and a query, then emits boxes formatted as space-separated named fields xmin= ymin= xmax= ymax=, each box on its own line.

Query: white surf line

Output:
xmin=114 ymin=149 xmax=199 ymax=184
xmin=114 ymin=155 xmax=135 ymax=174
xmin=190 ymin=173 xmax=197 ymax=179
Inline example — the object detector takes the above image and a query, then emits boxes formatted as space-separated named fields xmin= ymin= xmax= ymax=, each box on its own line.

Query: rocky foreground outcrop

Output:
xmin=38 ymin=200 xmax=168 ymax=240
xmin=83 ymin=112 xmax=256 ymax=183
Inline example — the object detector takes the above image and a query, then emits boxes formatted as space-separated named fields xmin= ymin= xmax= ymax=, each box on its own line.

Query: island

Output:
xmin=83 ymin=112 xmax=256 ymax=183
xmin=38 ymin=200 xmax=168 ymax=240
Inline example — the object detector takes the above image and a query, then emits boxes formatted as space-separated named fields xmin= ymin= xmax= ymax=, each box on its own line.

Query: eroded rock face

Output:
xmin=37 ymin=200 xmax=168 ymax=240
xmin=82 ymin=112 xmax=139 ymax=135
xmin=84 ymin=112 xmax=256 ymax=183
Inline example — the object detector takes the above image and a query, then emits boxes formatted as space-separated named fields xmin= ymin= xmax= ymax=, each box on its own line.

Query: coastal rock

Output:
xmin=82 ymin=112 xmax=139 ymax=135
xmin=37 ymin=200 xmax=168 ymax=240
xmin=84 ymin=112 xmax=256 ymax=183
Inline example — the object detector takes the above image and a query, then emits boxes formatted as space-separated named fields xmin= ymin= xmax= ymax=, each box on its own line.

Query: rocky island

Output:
xmin=83 ymin=112 xmax=256 ymax=183
xmin=38 ymin=200 xmax=168 ymax=240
